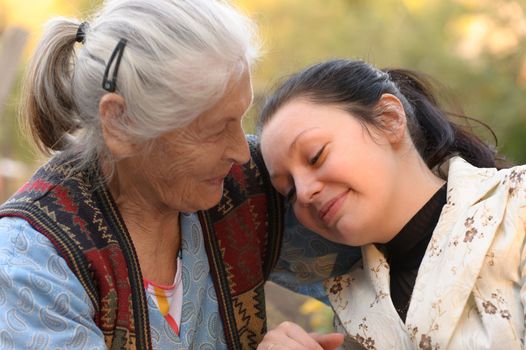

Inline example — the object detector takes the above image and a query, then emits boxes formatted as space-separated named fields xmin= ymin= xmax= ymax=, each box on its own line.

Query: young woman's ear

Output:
xmin=376 ymin=93 xmax=407 ymax=144
xmin=99 ymin=93 xmax=136 ymax=158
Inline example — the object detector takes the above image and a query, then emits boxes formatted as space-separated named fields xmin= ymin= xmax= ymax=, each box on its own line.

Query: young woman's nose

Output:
xmin=295 ymin=175 xmax=322 ymax=204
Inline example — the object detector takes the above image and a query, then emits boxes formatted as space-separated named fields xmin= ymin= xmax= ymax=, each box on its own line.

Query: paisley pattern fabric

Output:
xmin=325 ymin=157 xmax=526 ymax=349
xmin=0 ymin=217 xmax=106 ymax=349
xmin=0 ymin=213 xmax=227 ymax=349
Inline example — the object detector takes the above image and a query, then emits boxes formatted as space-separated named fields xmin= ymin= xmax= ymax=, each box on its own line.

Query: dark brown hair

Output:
xmin=258 ymin=59 xmax=502 ymax=170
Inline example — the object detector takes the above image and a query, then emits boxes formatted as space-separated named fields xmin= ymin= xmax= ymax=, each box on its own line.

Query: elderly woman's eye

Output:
xmin=210 ymin=124 xmax=227 ymax=137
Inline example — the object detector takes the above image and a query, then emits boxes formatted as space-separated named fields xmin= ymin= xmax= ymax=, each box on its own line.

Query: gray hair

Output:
xmin=22 ymin=0 xmax=259 ymax=176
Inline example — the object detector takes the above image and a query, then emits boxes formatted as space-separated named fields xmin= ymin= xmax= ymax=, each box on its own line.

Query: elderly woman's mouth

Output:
xmin=206 ymin=176 xmax=226 ymax=186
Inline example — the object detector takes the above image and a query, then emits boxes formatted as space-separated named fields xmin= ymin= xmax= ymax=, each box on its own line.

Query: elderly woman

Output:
xmin=0 ymin=1 xmax=357 ymax=349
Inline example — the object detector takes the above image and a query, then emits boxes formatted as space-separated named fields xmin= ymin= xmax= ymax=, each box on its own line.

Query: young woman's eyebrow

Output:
xmin=288 ymin=127 xmax=320 ymax=155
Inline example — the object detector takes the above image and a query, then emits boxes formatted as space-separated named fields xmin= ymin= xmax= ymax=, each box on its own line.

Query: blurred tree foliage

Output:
xmin=1 ymin=0 xmax=525 ymax=163
xmin=238 ymin=0 xmax=526 ymax=163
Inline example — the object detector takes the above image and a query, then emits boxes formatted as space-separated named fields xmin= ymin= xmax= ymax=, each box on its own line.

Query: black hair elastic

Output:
xmin=102 ymin=38 xmax=127 ymax=92
xmin=76 ymin=22 xmax=89 ymax=44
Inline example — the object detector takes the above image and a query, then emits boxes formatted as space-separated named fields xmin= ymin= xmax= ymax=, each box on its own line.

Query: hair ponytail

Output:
xmin=384 ymin=68 xmax=499 ymax=169
xmin=21 ymin=18 xmax=82 ymax=155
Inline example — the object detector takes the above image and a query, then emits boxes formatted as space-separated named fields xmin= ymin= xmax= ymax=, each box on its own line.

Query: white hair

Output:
xmin=22 ymin=0 xmax=259 ymax=175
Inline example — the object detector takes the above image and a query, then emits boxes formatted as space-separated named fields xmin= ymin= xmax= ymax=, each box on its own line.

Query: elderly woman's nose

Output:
xmin=226 ymin=125 xmax=250 ymax=164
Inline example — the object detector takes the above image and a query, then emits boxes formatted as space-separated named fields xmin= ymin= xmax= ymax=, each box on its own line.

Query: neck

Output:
xmin=382 ymin=151 xmax=446 ymax=243
xmin=107 ymin=164 xmax=181 ymax=285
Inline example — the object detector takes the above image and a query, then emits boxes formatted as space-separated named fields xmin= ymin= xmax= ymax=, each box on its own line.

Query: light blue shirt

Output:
xmin=0 ymin=213 xmax=227 ymax=349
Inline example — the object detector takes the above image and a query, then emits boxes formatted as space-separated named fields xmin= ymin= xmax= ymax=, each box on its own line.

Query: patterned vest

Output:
xmin=0 ymin=139 xmax=284 ymax=349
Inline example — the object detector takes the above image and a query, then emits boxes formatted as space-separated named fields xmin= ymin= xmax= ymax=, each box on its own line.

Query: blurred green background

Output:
xmin=1 ymin=0 xmax=525 ymax=332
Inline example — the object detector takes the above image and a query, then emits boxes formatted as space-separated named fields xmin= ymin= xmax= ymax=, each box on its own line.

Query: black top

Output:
xmin=376 ymin=184 xmax=447 ymax=322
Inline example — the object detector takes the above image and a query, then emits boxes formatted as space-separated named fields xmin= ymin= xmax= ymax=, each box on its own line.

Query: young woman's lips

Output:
xmin=319 ymin=190 xmax=349 ymax=225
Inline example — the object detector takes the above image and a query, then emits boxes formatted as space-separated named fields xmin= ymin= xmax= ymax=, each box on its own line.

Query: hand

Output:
xmin=257 ymin=321 xmax=344 ymax=350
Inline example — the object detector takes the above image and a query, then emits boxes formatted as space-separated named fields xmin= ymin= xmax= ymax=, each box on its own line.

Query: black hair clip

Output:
xmin=102 ymin=38 xmax=127 ymax=92
xmin=76 ymin=22 xmax=89 ymax=44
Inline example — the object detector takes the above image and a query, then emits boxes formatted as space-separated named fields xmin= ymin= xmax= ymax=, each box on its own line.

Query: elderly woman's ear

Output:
xmin=99 ymin=93 xmax=136 ymax=158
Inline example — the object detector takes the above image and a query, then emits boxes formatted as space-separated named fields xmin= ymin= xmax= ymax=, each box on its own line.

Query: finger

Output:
xmin=262 ymin=322 xmax=323 ymax=350
xmin=310 ymin=332 xmax=344 ymax=350
xmin=279 ymin=322 xmax=324 ymax=349
xmin=257 ymin=336 xmax=316 ymax=350
xmin=257 ymin=339 xmax=311 ymax=350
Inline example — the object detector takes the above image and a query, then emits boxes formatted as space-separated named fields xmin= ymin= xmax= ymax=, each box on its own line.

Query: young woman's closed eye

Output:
xmin=309 ymin=144 xmax=326 ymax=166
xmin=284 ymin=145 xmax=327 ymax=202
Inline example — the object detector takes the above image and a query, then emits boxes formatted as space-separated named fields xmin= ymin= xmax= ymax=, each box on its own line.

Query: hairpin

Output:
xmin=102 ymin=39 xmax=127 ymax=92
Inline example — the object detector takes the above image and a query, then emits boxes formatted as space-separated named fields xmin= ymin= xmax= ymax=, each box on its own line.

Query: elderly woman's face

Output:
xmin=126 ymin=70 xmax=253 ymax=212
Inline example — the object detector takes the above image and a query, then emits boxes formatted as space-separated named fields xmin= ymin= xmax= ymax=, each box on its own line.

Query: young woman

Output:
xmin=257 ymin=59 xmax=526 ymax=349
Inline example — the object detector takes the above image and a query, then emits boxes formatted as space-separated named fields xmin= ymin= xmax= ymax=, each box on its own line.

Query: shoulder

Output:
xmin=0 ymin=217 xmax=85 ymax=295
xmin=0 ymin=155 xmax=88 ymax=205
xmin=0 ymin=217 xmax=57 ymax=265
xmin=447 ymin=157 xmax=526 ymax=183
xmin=447 ymin=157 xmax=526 ymax=203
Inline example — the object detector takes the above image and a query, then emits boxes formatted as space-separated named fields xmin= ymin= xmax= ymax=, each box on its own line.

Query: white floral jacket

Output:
xmin=325 ymin=157 xmax=526 ymax=350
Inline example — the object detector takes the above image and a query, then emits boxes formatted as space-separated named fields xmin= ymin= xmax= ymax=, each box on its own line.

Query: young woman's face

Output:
xmin=261 ymin=98 xmax=401 ymax=246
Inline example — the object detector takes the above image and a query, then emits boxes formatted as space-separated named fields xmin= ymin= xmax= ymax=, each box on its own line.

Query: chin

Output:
xmin=183 ymin=185 xmax=224 ymax=212
xmin=334 ymin=236 xmax=359 ymax=247
xmin=199 ymin=193 xmax=225 ymax=211
xmin=200 ymin=200 xmax=221 ymax=211
xmin=344 ymin=238 xmax=366 ymax=247
xmin=333 ymin=220 xmax=369 ymax=246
